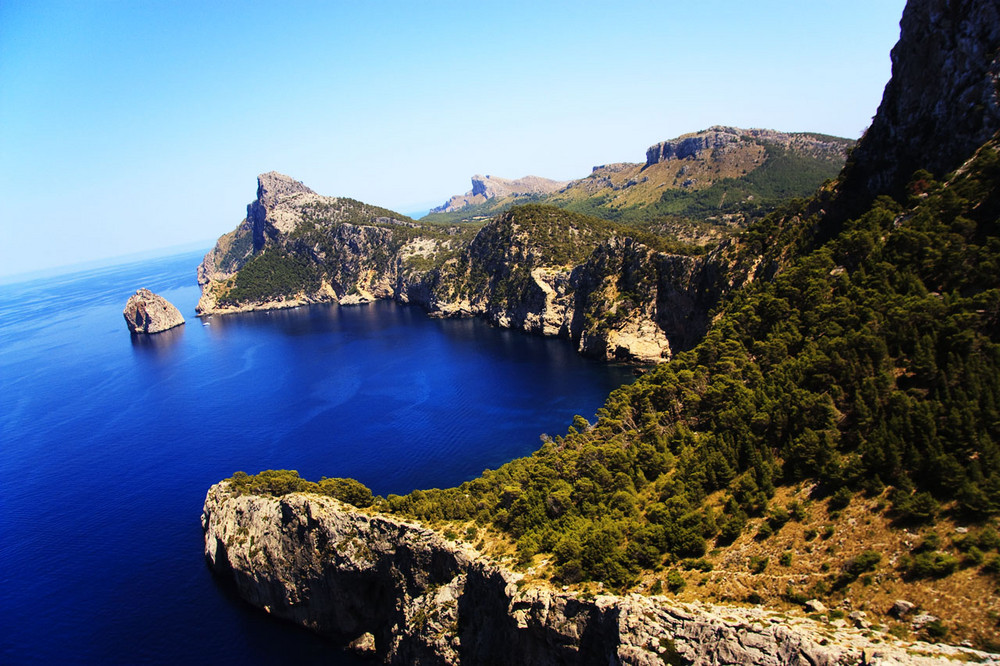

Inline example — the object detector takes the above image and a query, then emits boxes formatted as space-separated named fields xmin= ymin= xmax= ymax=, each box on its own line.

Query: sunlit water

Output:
xmin=0 ymin=250 xmax=634 ymax=664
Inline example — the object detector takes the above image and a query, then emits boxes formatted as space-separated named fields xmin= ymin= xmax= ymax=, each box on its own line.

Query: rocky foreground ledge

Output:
xmin=202 ymin=482 xmax=994 ymax=665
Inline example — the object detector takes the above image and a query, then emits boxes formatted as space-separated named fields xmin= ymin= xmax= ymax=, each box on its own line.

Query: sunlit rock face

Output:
xmin=123 ymin=288 xmax=184 ymax=334
xmin=841 ymin=0 xmax=1000 ymax=209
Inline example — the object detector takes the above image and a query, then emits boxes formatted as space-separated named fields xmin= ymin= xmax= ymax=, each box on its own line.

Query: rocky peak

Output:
xmin=645 ymin=127 xmax=744 ymax=165
xmin=249 ymin=172 xmax=319 ymax=252
xmin=123 ymin=288 xmax=185 ymax=334
xmin=254 ymin=171 xmax=315 ymax=209
xmin=840 ymin=0 xmax=1000 ymax=207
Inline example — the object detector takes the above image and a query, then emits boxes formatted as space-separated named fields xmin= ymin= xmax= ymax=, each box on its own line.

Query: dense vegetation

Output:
xmin=227 ymin=469 xmax=374 ymax=508
xmin=223 ymin=141 xmax=999 ymax=629
xmin=220 ymin=249 xmax=321 ymax=305
xmin=651 ymin=141 xmax=845 ymax=221
xmin=379 ymin=141 xmax=999 ymax=586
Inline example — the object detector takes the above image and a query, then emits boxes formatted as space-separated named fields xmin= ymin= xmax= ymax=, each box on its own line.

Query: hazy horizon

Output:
xmin=1 ymin=0 xmax=907 ymax=277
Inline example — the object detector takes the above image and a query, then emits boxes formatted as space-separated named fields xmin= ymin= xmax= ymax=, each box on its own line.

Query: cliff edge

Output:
xmin=203 ymin=483 xmax=994 ymax=665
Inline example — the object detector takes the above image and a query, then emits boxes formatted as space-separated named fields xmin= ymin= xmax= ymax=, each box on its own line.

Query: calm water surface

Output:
xmin=0 ymin=250 xmax=634 ymax=664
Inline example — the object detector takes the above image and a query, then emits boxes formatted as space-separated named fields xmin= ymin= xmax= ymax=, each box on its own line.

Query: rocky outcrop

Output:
xmin=840 ymin=0 xmax=1000 ymax=208
xmin=644 ymin=126 xmax=849 ymax=168
xmin=431 ymin=175 xmax=570 ymax=214
xmin=123 ymin=288 xmax=185 ymax=334
xmin=197 ymin=177 xmax=717 ymax=362
xmin=248 ymin=171 xmax=322 ymax=252
xmin=203 ymin=483 xmax=995 ymax=665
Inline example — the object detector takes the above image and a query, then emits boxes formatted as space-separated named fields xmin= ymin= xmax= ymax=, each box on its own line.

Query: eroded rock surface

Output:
xmin=203 ymin=483 xmax=995 ymax=665
xmin=123 ymin=288 xmax=184 ymax=334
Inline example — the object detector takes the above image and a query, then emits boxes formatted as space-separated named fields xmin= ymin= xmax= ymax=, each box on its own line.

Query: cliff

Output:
xmin=428 ymin=127 xmax=851 ymax=230
xmin=203 ymin=483 xmax=994 ymax=665
xmin=839 ymin=0 xmax=1000 ymax=210
xmin=197 ymin=178 xmax=722 ymax=362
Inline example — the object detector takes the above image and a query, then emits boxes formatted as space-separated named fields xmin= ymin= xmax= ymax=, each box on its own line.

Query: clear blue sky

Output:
xmin=0 ymin=0 xmax=907 ymax=278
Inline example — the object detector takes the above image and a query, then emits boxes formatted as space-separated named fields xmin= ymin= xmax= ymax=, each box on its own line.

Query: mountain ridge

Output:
xmin=423 ymin=126 xmax=852 ymax=234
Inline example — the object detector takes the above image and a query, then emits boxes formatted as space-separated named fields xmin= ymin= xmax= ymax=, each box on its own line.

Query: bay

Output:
xmin=0 ymin=250 xmax=634 ymax=664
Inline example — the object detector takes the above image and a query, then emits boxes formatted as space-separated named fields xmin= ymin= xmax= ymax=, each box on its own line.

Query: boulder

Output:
xmin=805 ymin=599 xmax=827 ymax=614
xmin=123 ymin=288 xmax=185 ymax=334
xmin=890 ymin=600 xmax=917 ymax=619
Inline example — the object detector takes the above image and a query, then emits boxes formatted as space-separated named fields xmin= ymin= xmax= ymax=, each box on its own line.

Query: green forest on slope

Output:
xmin=229 ymin=137 xmax=1000 ymax=596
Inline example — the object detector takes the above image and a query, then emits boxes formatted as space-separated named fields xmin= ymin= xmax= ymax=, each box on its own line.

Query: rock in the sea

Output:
xmin=123 ymin=288 xmax=185 ymax=334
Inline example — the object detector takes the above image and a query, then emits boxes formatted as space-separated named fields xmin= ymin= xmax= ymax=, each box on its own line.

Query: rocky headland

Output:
xmin=203 ymin=482 xmax=997 ymax=665
xmin=195 ymin=177 xmax=732 ymax=363
xmin=123 ymin=288 xmax=185 ymax=334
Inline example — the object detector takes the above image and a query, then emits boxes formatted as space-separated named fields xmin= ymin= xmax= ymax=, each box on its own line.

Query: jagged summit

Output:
xmin=254 ymin=171 xmax=315 ymax=209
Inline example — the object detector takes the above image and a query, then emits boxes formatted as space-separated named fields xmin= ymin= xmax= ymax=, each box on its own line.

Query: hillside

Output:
xmin=203 ymin=0 xmax=1000 ymax=656
xmin=197 ymin=182 xmax=721 ymax=362
xmin=422 ymin=127 xmax=853 ymax=241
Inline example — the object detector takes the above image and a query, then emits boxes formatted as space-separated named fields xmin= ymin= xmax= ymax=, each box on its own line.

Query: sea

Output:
xmin=0 ymin=249 xmax=635 ymax=664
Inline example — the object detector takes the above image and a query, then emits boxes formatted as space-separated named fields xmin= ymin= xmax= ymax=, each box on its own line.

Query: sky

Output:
xmin=0 ymin=0 xmax=908 ymax=279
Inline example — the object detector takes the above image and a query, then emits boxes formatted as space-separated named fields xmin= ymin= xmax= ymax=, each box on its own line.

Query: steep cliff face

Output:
xmin=249 ymin=171 xmax=320 ymax=251
xmin=644 ymin=127 xmax=847 ymax=167
xmin=198 ymin=184 xmax=717 ymax=362
xmin=840 ymin=0 xmax=1000 ymax=208
xmin=203 ymin=483 xmax=990 ymax=665
xmin=195 ymin=173 xmax=436 ymax=315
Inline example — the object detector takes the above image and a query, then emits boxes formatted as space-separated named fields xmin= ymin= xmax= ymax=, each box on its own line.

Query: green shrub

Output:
xmin=317 ymin=477 xmax=375 ymax=507
xmin=903 ymin=551 xmax=960 ymax=579
xmin=666 ymin=570 xmax=686 ymax=593
xmin=828 ymin=487 xmax=853 ymax=512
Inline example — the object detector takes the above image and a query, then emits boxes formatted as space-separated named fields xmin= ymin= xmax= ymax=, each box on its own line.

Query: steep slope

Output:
xmin=204 ymin=479 xmax=992 ymax=665
xmin=839 ymin=0 xmax=1000 ymax=212
xmin=197 ymin=181 xmax=722 ymax=362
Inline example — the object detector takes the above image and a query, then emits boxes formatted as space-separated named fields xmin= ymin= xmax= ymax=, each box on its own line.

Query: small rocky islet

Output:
xmin=122 ymin=288 xmax=184 ymax=334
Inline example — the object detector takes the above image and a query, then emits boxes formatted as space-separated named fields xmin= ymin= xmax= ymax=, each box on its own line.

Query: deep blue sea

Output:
xmin=0 ymin=250 xmax=634 ymax=664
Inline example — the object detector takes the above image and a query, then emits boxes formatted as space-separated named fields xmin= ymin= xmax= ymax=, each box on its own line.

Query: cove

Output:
xmin=0 ymin=249 xmax=634 ymax=664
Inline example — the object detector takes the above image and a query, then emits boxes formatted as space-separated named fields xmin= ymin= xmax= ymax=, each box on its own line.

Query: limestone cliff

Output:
xmin=428 ymin=128 xmax=850 ymax=232
xmin=197 ymin=178 xmax=716 ymax=363
xmin=203 ymin=483 xmax=993 ymax=665
xmin=122 ymin=288 xmax=185 ymax=334
xmin=644 ymin=127 xmax=847 ymax=168
xmin=839 ymin=0 xmax=1000 ymax=209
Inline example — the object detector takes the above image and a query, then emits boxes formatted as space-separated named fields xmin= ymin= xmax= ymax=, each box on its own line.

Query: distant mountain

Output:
xmin=430 ymin=174 xmax=570 ymax=214
xmin=424 ymin=127 xmax=853 ymax=237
